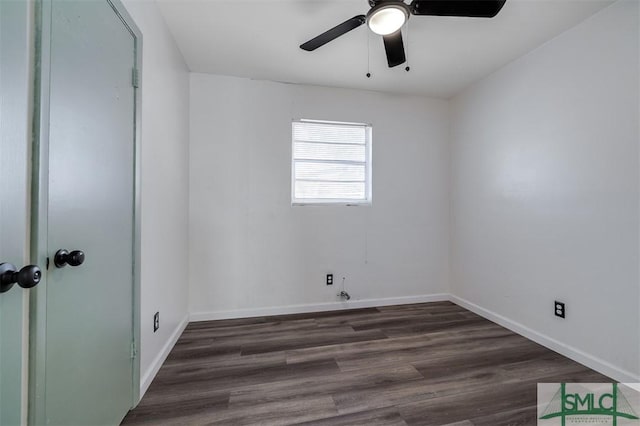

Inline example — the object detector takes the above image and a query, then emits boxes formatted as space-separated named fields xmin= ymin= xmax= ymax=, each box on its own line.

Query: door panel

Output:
xmin=45 ymin=1 xmax=135 ymax=424
xmin=0 ymin=1 xmax=33 ymax=425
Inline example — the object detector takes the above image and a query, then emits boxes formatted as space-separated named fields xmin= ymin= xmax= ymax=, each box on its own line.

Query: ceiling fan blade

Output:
xmin=410 ymin=0 xmax=506 ymax=18
xmin=383 ymin=30 xmax=406 ymax=68
xmin=300 ymin=15 xmax=366 ymax=51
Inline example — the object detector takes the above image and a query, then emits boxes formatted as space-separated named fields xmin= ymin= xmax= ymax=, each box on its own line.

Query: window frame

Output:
xmin=291 ymin=119 xmax=372 ymax=206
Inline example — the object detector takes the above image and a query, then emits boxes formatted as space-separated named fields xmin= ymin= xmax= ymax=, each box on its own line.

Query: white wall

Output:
xmin=450 ymin=0 xmax=639 ymax=382
xmin=189 ymin=74 xmax=450 ymax=318
xmin=121 ymin=0 xmax=190 ymax=396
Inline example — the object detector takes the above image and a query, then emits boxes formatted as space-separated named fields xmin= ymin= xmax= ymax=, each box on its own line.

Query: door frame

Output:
xmin=28 ymin=0 xmax=143 ymax=423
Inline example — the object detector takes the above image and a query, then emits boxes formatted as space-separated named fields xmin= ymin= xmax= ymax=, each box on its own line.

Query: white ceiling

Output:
xmin=157 ymin=0 xmax=614 ymax=98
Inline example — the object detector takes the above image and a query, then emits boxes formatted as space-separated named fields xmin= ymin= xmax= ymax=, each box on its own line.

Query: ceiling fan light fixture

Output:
xmin=367 ymin=3 xmax=409 ymax=36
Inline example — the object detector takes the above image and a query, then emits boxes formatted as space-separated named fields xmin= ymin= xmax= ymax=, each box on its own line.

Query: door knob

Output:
xmin=0 ymin=263 xmax=42 ymax=293
xmin=54 ymin=249 xmax=85 ymax=268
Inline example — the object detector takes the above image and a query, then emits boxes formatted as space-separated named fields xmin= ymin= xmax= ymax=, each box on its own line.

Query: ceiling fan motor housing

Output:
xmin=366 ymin=0 xmax=411 ymax=36
xmin=368 ymin=0 xmax=408 ymax=7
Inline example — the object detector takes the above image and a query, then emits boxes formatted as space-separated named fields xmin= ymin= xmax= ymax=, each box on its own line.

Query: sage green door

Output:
xmin=0 ymin=1 xmax=34 ymax=425
xmin=43 ymin=0 xmax=136 ymax=424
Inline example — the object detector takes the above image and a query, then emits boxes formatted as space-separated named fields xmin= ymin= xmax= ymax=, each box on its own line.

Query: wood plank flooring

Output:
xmin=121 ymin=302 xmax=610 ymax=425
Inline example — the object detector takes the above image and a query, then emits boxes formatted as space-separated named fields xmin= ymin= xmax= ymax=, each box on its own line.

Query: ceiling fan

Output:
xmin=300 ymin=0 xmax=507 ymax=68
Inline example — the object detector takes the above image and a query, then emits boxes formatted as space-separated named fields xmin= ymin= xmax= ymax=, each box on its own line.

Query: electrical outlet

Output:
xmin=153 ymin=312 xmax=159 ymax=332
xmin=326 ymin=274 xmax=333 ymax=285
xmin=554 ymin=301 xmax=565 ymax=319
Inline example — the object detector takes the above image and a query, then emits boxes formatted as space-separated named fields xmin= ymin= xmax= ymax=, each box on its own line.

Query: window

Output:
xmin=292 ymin=119 xmax=372 ymax=205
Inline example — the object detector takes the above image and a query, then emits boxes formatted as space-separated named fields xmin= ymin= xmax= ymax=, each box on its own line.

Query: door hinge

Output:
xmin=130 ymin=342 xmax=137 ymax=359
xmin=131 ymin=68 xmax=139 ymax=88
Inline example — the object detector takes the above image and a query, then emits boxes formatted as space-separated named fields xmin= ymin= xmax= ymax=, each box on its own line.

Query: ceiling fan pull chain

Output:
xmin=405 ymin=20 xmax=411 ymax=72
xmin=366 ymin=29 xmax=371 ymax=78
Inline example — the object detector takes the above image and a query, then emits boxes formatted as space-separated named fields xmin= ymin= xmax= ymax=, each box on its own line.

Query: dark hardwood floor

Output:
xmin=122 ymin=301 xmax=610 ymax=425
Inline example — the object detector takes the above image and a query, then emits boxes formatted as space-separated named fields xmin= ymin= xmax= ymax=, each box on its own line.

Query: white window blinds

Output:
xmin=292 ymin=120 xmax=372 ymax=204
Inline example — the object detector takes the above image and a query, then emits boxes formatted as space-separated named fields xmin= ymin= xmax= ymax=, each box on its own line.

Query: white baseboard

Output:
xmin=139 ymin=314 xmax=189 ymax=398
xmin=189 ymin=293 xmax=450 ymax=322
xmin=449 ymin=294 xmax=640 ymax=383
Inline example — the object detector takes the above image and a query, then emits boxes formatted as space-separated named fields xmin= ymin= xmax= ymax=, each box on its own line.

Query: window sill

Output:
xmin=292 ymin=201 xmax=372 ymax=207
